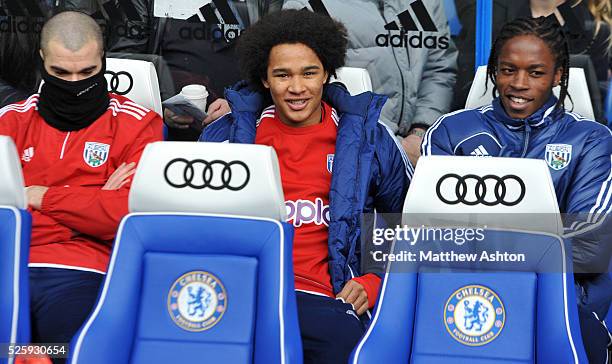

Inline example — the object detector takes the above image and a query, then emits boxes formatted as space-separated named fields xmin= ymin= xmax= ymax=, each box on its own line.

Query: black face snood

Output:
xmin=38 ymin=58 xmax=109 ymax=132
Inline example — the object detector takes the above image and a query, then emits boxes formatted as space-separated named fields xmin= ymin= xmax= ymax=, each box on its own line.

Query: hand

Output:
xmin=25 ymin=185 xmax=49 ymax=210
xmin=336 ymin=280 xmax=369 ymax=315
xmin=102 ymin=162 xmax=136 ymax=190
xmin=202 ymin=98 xmax=230 ymax=126
xmin=401 ymin=129 xmax=425 ymax=167
xmin=163 ymin=108 xmax=195 ymax=129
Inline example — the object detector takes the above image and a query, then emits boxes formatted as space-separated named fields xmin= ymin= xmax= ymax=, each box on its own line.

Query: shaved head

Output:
xmin=40 ymin=11 xmax=103 ymax=56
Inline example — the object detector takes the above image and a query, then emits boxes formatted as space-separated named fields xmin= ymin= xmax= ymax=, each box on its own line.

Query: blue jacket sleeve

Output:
xmin=421 ymin=115 xmax=455 ymax=156
xmin=564 ymin=126 xmax=612 ymax=274
xmin=374 ymin=123 xmax=413 ymax=212
xmin=362 ymin=123 xmax=413 ymax=278
xmin=198 ymin=114 xmax=233 ymax=142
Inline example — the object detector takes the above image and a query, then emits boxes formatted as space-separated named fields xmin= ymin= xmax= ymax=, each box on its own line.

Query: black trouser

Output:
xmin=29 ymin=268 xmax=104 ymax=364
xmin=296 ymin=291 xmax=366 ymax=364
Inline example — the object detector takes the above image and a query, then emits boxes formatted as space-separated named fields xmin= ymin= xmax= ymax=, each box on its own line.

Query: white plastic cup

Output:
xmin=180 ymin=84 xmax=209 ymax=113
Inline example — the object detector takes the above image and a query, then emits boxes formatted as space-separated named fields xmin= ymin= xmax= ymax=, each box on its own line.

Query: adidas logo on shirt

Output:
xmin=21 ymin=147 xmax=34 ymax=162
xmin=470 ymin=145 xmax=490 ymax=157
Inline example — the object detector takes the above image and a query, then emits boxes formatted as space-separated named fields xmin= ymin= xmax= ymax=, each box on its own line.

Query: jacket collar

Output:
xmin=491 ymin=95 xmax=562 ymax=131
xmin=224 ymin=81 xmax=387 ymax=142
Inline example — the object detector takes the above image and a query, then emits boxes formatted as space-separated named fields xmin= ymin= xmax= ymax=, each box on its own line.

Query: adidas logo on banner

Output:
xmin=180 ymin=0 xmax=243 ymax=41
xmin=302 ymin=0 xmax=330 ymax=17
xmin=470 ymin=145 xmax=490 ymax=157
xmin=91 ymin=0 xmax=142 ymax=22
xmin=376 ymin=0 xmax=449 ymax=49
xmin=90 ymin=0 xmax=147 ymax=40
xmin=0 ymin=0 xmax=45 ymax=34
xmin=186 ymin=0 xmax=239 ymax=25
xmin=0 ymin=0 xmax=45 ymax=17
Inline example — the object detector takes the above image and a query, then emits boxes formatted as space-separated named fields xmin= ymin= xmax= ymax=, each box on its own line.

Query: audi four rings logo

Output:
xmin=105 ymin=71 xmax=134 ymax=95
xmin=164 ymin=158 xmax=250 ymax=191
xmin=436 ymin=174 xmax=526 ymax=206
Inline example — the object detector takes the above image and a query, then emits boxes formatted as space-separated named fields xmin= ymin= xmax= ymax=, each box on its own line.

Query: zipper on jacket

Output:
xmin=520 ymin=121 xmax=531 ymax=158
xmin=59 ymin=132 xmax=71 ymax=159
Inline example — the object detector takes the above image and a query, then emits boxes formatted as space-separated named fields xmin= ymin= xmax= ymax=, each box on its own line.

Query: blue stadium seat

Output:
xmin=68 ymin=142 xmax=302 ymax=364
xmin=352 ymin=156 xmax=588 ymax=363
xmin=0 ymin=136 xmax=31 ymax=364
xmin=351 ymin=229 xmax=586 ymax=363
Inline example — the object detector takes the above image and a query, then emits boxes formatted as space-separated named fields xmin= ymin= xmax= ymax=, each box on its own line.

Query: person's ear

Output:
xmin=324 ymin=70 xmax=329 ymax=84
xmin=553 ymin=67 xmax=562 ymax=87
xmin=262 ymin=77 xmax=270 ymax=89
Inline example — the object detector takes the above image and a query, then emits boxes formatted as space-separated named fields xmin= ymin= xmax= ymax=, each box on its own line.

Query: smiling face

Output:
xmin=262 ymin=43 xmax=328 ymax=127
xmin=40 ymin=39 xmax=102 ymax=82
xmin=495 ymin=35 xmax=562 ymax=119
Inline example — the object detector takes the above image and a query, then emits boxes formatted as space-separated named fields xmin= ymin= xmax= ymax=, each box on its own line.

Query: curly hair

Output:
xmin=236 ymin=9 xmax=348 ymax=92
xmin=486 ymin=16 xmax=571 ymax=110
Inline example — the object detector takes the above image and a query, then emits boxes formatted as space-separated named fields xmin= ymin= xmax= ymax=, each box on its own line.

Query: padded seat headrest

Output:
xmin=329 ymin=67 xmax=373 ymax=95
xmin=403 ymin=156 xmax=562 ymax=234
xmin=129 ymin=142 xmax=286 ymax=221
xmin=0 ymin=136 xmax=26 ymax=209
xmin=105 ymin=57 xmax=162 ymax=115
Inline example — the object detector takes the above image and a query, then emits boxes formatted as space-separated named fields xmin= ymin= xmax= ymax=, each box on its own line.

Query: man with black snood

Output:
xmin=0 ymin=11 xmax=162 ymax=362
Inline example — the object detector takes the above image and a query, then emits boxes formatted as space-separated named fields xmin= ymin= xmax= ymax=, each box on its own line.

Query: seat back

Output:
xmin=354 ymin=156 xmax=587 ymax=363
xmin=352 ymin=229 xmax=587 ymax=364
xmin=465 ymin=65 xmax=595 ymax=120
xmin=0 ymin=136 xmax=31 ymax=364
xmin=105 ymin=57 xmax=163 ymax=116
xmin=69 ymin=142 xmax=301 ymax=364
xmin=402 ymin=156 xmax=563 ymax=234
xmin=329 ymin=67 xmax=373 ymax=95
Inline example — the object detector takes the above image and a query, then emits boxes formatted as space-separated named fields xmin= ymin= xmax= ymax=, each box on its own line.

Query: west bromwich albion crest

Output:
xmin=83 ymin=142 xmax=110 ymax=168
xmin=545 ymin=144 xmax=572 ymax=171
xmin=444 ymin=284 xmax=505 ymax=346
xmin=167 ymin=271 xmax=227 ymax=332
xmin=327 ymin=154 xmax=334 ymax=174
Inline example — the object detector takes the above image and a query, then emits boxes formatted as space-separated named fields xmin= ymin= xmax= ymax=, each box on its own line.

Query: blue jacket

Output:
xmin=422 ymin=97 xmax=612 ymax=304
xmin=200 ymin=82 xmax=413 ymax=293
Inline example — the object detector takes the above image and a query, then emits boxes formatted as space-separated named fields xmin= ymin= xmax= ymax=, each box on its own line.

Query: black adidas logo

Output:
xmin=91 ymin=0 xmax=147 ymax=40
xmin=377 ymin=0 xmax=449 ymax=49
xmin=384 ymin=0 xmax=437 ymax=32
xmin=91 ymin=0 xmax=142 ymax=22
xmin=0 ymin=0 xmax=147 ymax=39
xmin=0 ymin=0 xmax=45 ymax=17
xmin=180 ymin=0 xmax=243 ymax=42
xmin=303 ymin=0 xmax=330 ymax=17
xmin=0 ymin=0 xmax=45 ymax=34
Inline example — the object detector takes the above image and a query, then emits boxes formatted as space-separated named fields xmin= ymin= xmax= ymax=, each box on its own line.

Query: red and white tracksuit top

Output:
xmin=0 ymin=93 xmax=163 ymax=273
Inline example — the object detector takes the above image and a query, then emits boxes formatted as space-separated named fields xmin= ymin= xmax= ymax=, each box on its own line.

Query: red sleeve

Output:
xmin=29 ymin=210 xmax=74 ymax=246
xmin=352 ymin=273 xmax=382 ymax=309
xmin=0 ymin=105 xmax=22 ymax=142
xmin=38 ymin=112 xmax=163 ymax=241
xmin=40 ymin=187 xmax=129 ymax=241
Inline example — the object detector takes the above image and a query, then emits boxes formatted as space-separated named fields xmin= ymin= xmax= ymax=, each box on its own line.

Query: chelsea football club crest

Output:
xmin=545 ymin=144 xmax=572 ymax=170
xmin=327 ymin=154 xmax=334 ymax=174
xmin=167 ymin=271 xmax=227 ymax=332
xmin=444 ymin=284 xmax=505 ymax=346
xmin=83 ymin=142 xmax=110 ymax=168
